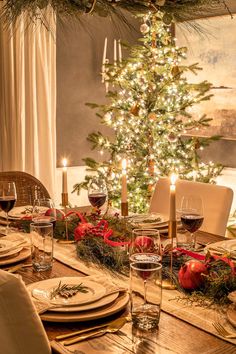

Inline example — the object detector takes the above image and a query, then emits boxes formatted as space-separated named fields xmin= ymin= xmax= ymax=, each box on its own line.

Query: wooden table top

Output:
xmin=3 ymin=230 xmax=236 ymax=354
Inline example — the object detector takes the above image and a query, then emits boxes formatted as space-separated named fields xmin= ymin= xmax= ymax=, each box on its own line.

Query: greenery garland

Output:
xmin=0 ymin=0 xmax=231 ymax=27
xmin=15 ymin=211 xmax=236 ymax=304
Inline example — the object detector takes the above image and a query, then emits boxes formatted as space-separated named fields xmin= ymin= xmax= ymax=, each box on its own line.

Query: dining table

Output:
xmin=1 ymin=228 xmax=236 ymax=354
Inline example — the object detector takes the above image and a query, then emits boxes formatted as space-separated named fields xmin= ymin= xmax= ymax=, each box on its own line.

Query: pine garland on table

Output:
xmin=15 ymin=209 xmax=236 ymax=305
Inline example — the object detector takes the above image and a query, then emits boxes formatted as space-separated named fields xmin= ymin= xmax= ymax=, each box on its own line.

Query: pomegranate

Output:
xmin=134 ymin=236 xmax=154 ymax=253
xmin=178 ymin=260 xmax=208 ymax=290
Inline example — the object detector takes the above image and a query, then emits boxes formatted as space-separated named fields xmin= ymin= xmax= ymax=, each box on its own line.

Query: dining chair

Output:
xmin=0 ymin=270 xmax=51 ymax=354
xmin=0 ymin=171 xmax=50 ymax=206
xmin=149 ymin=177 xmax=233 ymax=237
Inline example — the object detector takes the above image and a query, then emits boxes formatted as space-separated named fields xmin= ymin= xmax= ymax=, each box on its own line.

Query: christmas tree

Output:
xmin=73 ymin=11 xmax=223 ymax=213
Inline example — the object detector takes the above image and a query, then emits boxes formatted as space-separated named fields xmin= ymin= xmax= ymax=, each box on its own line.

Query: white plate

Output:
xmin=0 ymin=239 xmax=15 ymax=253
xmin=0 ymin=206 xmax=33 ymax=220
xmin=204 ymin=240 xmax=236 ymax=258
xmin=27 ymin=280 xmax=119 ymax=312
xmin=50 ymin=292 xmax=119 ymax=312
xmin=40 ymin=293 xmax=129 ymax=322
xmin=32 ymin=277 xmax=106 ymax=306
xmin=0 ymin=247 xmax=31 ymax=266
xmin=0 ymin=246 xmax=23 ymax=259
xmin=131 ymin=214 xmax=169 ymax=229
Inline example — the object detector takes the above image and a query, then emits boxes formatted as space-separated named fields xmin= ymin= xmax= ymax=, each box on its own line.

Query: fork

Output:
xmin=63 ymin=316 xmax=128 ymax=345
xmin=212 ymin=322 xmax=236 ymax=339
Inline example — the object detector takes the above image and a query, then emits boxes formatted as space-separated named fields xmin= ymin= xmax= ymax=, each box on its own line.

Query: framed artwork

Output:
xmin=176 ymin=15 xmax=236 ymax=141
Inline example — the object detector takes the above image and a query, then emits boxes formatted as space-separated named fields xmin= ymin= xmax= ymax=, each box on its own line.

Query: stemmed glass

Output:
xmin=88 ymin=177 xmax=107 ymax=214
xmin=129 ymin=228 xmax=161 ymax=327
xmin=179 ymin=195 xmax=204 ymax=250
xmin=32 ymin=198 xmax=57 ymax=230
xmin=0 ymin=181 xmax=17 ymax=234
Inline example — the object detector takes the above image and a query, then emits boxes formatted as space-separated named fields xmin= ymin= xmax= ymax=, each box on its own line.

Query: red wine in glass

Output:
xmin=181 ymin=214 xmax=204 ymax=233
xmin=0 ymin=197 xmax=16 ymax=213
xmin=180 ymin=195 xmax=204 ymax=250
xmin=88 ymin=193 xmax=107 ymax=208
xmin=0 ymin=181 xmax=17 ymax=235
xmin=88 ymin=178 xmax=107 ymax=214
xmin=130 ymin=254 xmax=161 ymax=281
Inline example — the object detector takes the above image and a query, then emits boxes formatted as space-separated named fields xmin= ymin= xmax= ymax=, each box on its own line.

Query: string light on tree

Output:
xmin=73 ymin=11 xmax=223 ymax=213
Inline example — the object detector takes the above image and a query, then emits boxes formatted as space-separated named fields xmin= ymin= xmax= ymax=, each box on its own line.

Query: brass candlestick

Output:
xmin=121 ymin=202 xmax=128 ymax=217
xmin=58 ymin=193 xmax=75 ymax=244
xmin=161 ymin=219 xmax=177 ymax=290
xmin=61 ymin=193 xmax=68 ymax=207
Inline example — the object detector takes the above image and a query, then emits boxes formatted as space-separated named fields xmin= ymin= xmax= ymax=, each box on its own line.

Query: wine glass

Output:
xmin=32 ymin=198 xmax=57 ymax=230
xmin=0 ymin=181 xmax=17 ymax=235
xmin=179 ymin=195 xmax=204 ymax=250
xmin=88 ymin=177 xmax=107 ymax=214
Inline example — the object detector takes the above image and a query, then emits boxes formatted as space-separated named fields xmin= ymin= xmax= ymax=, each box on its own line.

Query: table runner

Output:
xmin=4 ymin=233 xmax=236 ymax=346
xmin=51 ymin=240 xmax=236 ymax=345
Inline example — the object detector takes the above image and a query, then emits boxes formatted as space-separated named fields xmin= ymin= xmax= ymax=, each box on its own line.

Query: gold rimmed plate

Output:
xmin=27 ymin=280 xmax=120 ymax=313
xmin=31 ymin=277 xmax=107 ymax=306
xmin=40 ymin=292 xmax=129 ymax=322
xmin=0 ymin=247 xmax=31 ymax=266
xmin=204 ymin=240 xmax=236 ymax=259
xmin=0 ymin=246 xmax=23 ymax=259
xmin=0 ymin=239 xmax=15 ymax=253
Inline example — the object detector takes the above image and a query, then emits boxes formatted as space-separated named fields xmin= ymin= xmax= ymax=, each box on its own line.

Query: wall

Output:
xmin=56 ymin=13 xmax=139 ymax=167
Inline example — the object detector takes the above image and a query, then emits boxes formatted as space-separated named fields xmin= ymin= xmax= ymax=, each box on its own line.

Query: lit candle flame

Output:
xmin=170 ymin=173 xmax=178 ymax=185
xmin=62 ymin=158 xmax=67 ymax=168
xmin=122 ymin=158 xmax=127 ymax=171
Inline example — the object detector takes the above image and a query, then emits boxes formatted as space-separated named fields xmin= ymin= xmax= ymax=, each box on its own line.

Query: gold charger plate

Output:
xmin=0 ymin=247 xmax=31 ymax=266
xmin=40 ymin=292 xmax=129 ymax=322
xmin=0 ymin=246 xmax=23 ymax=259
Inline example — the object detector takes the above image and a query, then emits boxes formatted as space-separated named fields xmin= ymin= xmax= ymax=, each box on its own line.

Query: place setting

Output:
xmin=129 ymin=212 xmax=183 ymax=235
xmin=27 ymin=275 xmax=129 ymax=326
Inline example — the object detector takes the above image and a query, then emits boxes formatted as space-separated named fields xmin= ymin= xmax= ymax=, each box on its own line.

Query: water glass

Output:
xmin=30 ymin=222 xmax=54 ymax=271
xmin=130 ymin=253 xmax=162 ymax=331
xmin=130 ymin=229 xmax=160 ymax=259
xmin=32 ymin=198 xmax=57 ymax=230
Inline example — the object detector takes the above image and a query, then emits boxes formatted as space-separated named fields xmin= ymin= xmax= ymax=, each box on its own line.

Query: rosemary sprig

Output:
xmin=50 ymin=281 xmax=89 ymax=299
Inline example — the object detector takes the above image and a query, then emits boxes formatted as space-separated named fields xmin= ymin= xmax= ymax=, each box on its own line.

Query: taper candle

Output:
xmin=118 ymin=39 xmax=122 ymax=63
xmin=169 ymin=173 xmax=178 ymax=221
xmin=121 ymin=159 xmax=127 ymax=203
xmin=102 ymin=37 xmax=107 ymax=83
xmin=114 ymin=39 xmax=117 ymax=64
xmin=62 ymin=158 xmax=68 ymax=194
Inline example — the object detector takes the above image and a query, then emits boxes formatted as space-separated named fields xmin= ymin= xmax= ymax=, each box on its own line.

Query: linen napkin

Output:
xmin=0 ymin=269 xmax=51 ymax=354
xmin=3 ymin=232 xmax=30 ymax=245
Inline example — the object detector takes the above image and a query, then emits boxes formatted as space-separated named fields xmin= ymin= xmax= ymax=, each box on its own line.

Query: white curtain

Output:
xmin=0 ymin=5 xmax=56 ymax=198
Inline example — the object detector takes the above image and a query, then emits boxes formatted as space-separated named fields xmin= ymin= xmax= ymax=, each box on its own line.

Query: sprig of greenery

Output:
xmin=50 ymin=281 xmax=89 ymax=299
